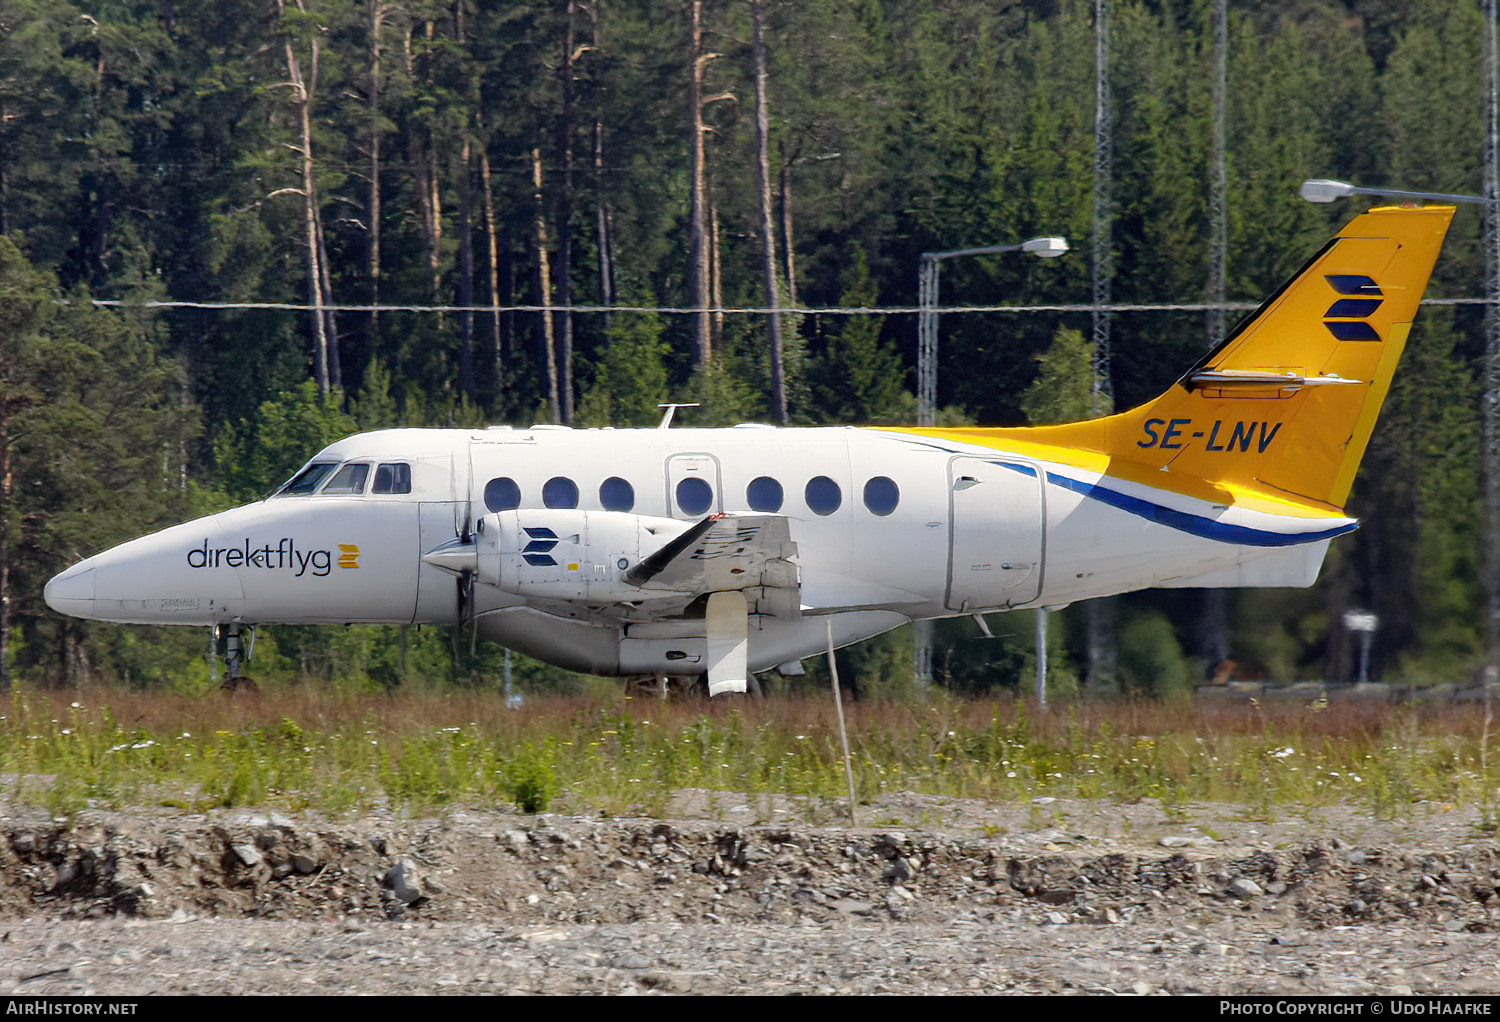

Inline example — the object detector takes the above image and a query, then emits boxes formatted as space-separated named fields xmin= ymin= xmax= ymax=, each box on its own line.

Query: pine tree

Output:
xmin=809 ymin=250 xmax=913 ymax=423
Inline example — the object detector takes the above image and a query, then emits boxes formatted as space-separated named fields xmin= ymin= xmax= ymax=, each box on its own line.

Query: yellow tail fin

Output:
xmin=904 ymin=204 xmax=1454 ymax=513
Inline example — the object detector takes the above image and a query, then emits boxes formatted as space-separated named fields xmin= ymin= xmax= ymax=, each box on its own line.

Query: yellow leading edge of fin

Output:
xmin=886 ymin=204 xmax=1455 ymax=516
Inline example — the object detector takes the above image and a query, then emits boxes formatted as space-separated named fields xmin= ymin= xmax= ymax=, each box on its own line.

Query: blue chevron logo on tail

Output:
xmin=1323 ymin=274 xmax=1383 ymax=341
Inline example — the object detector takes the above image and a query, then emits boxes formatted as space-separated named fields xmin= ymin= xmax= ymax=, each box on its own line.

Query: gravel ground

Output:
xmin=2 ymin=790 xmax=1499 ymax=995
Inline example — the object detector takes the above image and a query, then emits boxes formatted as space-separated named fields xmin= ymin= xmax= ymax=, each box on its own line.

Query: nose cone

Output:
xmin=44 ymin=564 xmax=97 ymax=618
xmin=43 ymin=515 xmax=244 ymax=624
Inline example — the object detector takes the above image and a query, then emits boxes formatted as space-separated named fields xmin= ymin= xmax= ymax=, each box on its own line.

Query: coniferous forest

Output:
xmin=0 ymin=0 xmax=1493 ymax=696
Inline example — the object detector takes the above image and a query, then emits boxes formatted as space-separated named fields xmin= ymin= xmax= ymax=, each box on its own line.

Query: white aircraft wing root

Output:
xmin=627 ymin=513 xmax=801 ymax=619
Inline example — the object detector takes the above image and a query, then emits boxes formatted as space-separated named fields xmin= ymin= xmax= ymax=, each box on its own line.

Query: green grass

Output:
xmin=2 ymin=686 xmax=1497 ymax=821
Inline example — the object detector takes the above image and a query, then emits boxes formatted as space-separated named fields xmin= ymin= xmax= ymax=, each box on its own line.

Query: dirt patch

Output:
xmin=1 ymin=791 xmax=1498 ymax=994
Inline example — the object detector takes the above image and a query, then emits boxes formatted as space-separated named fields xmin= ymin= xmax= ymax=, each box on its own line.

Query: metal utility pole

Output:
xmin=1200 ymin=0 xmax=1231 ymax=679
xmin=1088 ymin=0 xmax=1118 ymax=692
xmin=1091 ymin=0 xmax=1113 ymax=403
xmin=1344 ymin=610 xmax=1378 ymax=685
xmin=1035 ymin=608 xmax=1050 ymax=709
xmin=1206 ymin=0 xmax=1228 ymax=347
xmin=916 ymin=256 xmax=941 ymax=428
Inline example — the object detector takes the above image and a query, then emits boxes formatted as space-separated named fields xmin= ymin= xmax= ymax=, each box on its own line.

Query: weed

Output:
xmin=0 ymin=688 xmax=1497 ymax=822
xmin=503 ymin=743 xmax=557 ymax=814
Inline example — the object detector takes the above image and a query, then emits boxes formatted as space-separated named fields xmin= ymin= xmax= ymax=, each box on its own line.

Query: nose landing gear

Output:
xmin=215 ymin=623 xmax=259 ymax=694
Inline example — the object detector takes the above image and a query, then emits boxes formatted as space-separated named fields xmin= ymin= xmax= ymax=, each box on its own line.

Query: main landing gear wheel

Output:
xmin=623 ymin=674 xmax=706 ymax=699
xmin=621 ymin=674 xmax=764 ymax=699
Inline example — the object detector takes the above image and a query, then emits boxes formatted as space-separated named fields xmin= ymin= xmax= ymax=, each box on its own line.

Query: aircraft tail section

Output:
xmin=905 ymin=205 xmax=1455 ymax=513
xmin=1141 ymin=203 xmax=1453 ymax=509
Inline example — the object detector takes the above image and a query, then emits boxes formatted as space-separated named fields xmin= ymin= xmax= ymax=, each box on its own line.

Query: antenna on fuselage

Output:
xmin=656 ymin=403 xmax=700 ymax=429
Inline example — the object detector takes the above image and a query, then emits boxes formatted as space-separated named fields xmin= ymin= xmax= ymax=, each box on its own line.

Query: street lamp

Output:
xmin=912 ymin=235 xmax=1069 ymax=690
xmin=1300 ymin=178 xmax=1492 ymax=207
xmin=1343 ymin=610 xmax=1379 ymax=686
xmin=916 ymin=237 xmax=1069 ymax=427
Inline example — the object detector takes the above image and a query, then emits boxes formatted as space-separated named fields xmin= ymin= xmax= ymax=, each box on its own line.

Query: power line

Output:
xmin=82 ymin=298 xmax=1494 ymax=314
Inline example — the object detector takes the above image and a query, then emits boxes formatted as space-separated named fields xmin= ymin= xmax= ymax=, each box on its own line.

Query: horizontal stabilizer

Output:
xmin=1186 ymin=369 xmax=1362 ymax=392
xmin=1156 ymin=540 xmax=1331 ymax=589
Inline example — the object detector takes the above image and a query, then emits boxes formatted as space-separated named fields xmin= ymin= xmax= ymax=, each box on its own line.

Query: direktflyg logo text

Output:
xmin=186 ymin=538 xmax=359 ymax=578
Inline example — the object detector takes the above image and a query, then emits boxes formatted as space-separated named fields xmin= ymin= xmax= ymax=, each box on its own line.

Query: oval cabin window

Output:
xmin=862 ymin=476 xmax=900 ymax=516
xmin=746 ymin=476 xmax=784 ymax=512
xmin=676 ymin=477 xmax=714 ymax=515
xmin=805 ymin=476 xmax=842 ymax=516
xmin=543 ymin=476 xmax=579 ymax=509
xmin=484 ymin=477 xmax=521 ymax=511
xmin=599 ymin=476 xmax=635 ymax=512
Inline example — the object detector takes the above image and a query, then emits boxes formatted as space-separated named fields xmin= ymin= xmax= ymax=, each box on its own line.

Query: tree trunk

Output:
xmin=367 ymin=1 xmax=387 ymax=333
xmin=711 ymin=203 xmax=723 ymax=347
xmin=688 ymin=0 xmax=711 ymax=365
xmin=533 ymin=148 xmax=560 ymax=422
xmin=594 ymin=121 xmax=616 ymax=326
xmin=280 ymin=0 xmax=331 ymax=399
xmin=458 ymin=136 xmax=476 ymax=402
xmin=315 ymin=204 xmax=340 ymax=395
xmin=426 ymin=146 xmax=443 ymax=303
xmin=416 ymin=19 xmax=443 ymax=309
xmin=587 ymin=5 xmax=616 ymax=331
xmin=556 ymin=0 xmax=578 ymax=422
xmin=752 ymin=0 xmax=786 ymax=424
xmin=778 ymin=145 xmax=799 ymax=306
xmin=481 ymin=148 xmax=503 ymax=392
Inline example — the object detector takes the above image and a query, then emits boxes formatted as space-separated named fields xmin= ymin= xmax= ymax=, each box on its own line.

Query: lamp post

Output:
xmin=916 ymin=237 xmax=1069 ymax=426
xmin=1343 ymin=610 xmax=1379 ymax=686
xmin=1299 ymin=178 xmax=1492 ymax=208
xmin=911 ymin=235 xmax=1069 ymax=689
xmin=1299 ymin=178 xmax=1500 ymax=685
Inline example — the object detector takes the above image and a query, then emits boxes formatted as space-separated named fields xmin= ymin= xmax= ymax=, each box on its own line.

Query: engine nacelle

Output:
xmin=476 ymin=509 xmax=693 ymax=601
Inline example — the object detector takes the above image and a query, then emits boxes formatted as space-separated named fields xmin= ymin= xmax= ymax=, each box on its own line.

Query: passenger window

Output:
xmin=543 ymin=476 xmax=579 ymax=509
xmin=746 ymin=476 xmax=783 ymax=512
xmin=805 ymin=476 xmax=842 ymax=516
xmin=372 ymin=463 xmax=412 ymax=494
xmin=863 ymin=476 xmax=900 ymax=516
xmin=676 ymin=477 xmax=713 ymax=515
xmin=278 ymin=462 xmax=338 ymax=496
xmin=321 ymin=462 xmax=370 ymax=495
xmin=599 ymin=477 xmax=635 ymax=512
xmin=485 ymin=477 xmax=521 ymax=511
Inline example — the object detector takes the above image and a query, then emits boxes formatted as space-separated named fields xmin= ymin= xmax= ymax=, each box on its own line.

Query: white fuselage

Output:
xmin=44 ymin=424 xmax=1346 ymax=677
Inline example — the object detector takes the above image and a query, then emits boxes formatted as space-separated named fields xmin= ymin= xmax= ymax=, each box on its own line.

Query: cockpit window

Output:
xmin=279 ymin=462 xmax=339 ymax=496
xmin=372 ymin=463 xmax=412 ymax=495
xmin=321 ymin=462 xmax=370 ymax=495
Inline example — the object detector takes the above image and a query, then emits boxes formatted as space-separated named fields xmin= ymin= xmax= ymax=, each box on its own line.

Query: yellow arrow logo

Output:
xmin=338 ymin=544 xmax=360 ymax=569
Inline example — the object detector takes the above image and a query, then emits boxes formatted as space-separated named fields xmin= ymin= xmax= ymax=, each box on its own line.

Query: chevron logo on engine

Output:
xmin=522 ymin=527 xmax=559 ymax=567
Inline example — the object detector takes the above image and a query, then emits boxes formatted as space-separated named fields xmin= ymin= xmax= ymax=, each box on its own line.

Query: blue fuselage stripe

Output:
xmin=994 ymin=462 xmax=1356 ymax=548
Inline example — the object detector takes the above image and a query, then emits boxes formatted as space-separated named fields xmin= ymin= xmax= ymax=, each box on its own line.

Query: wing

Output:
xmin=626 ymin=512 xmax=801 ymax=621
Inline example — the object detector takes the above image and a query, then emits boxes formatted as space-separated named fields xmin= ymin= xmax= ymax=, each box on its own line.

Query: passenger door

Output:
xmin=946 ymin=457 xmax=1044 ymax=611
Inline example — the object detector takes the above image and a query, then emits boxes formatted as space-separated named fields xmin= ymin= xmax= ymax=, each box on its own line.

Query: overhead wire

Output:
xmin=80 ymin=297 xmax=1494 ymax=314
